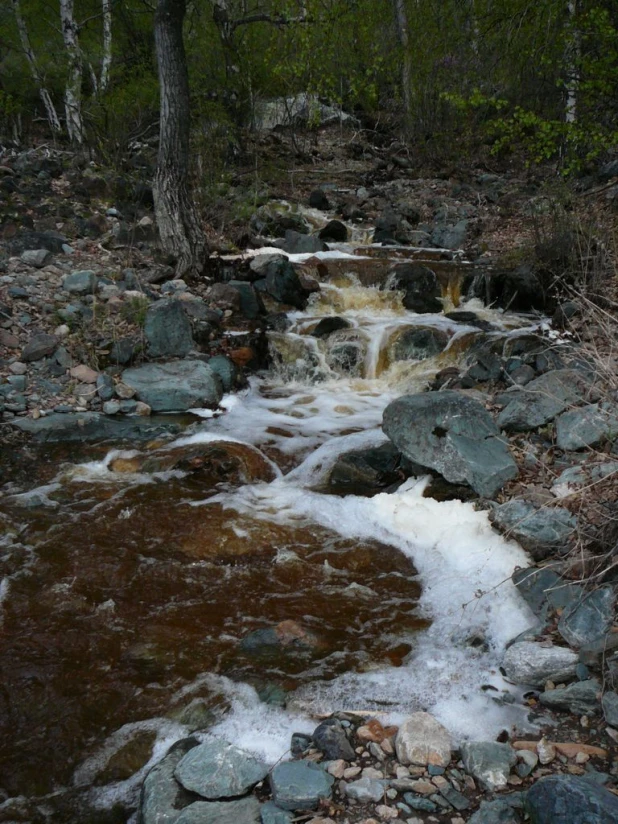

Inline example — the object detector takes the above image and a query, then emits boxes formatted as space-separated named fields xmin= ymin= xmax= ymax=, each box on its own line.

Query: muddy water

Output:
xmin=0 ymin=253 xmax=536 ymax=815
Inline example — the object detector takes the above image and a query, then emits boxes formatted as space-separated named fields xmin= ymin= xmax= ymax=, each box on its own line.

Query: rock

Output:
xmin=468 ymin=797 xmax=522 ymax=824
xmin=388 ymin=327 xmax=449 ymax=362
xmin=526 ymin=774 xmax=618 ymax=823
xmin=383 ymin=391 xmax=517 ymax=498
xmin=555 ymin=403 xmax=618 ymax=450
xmin=343 ymin=777 xmax=385 ymax=802
xmin=386 ymin=263 xmax=442 ymax=313
xmin=395 ymin=712 xmax=452 ymax=767
xmin=438 ymin=785 xmax=470 ymax=811
xmin=209 ymin=283 xmax=242 ymax=311
xmin=70 ymin=364 xmax=99 ymax=384
xmin=460 ymin=741 xmax=516 ymax=792
xmin=557 ymin=586 xmax=615 ymax=648
xmin=431 ymin=220 xmax=469 ymax=250
xmin=8 ymin=229 xmax=67 ymax=254
xmin=497 ymin=370 xmax=591 ymax=432
xmin=489 ymin=501 xmax=577 ymax=561
xmin=122 ymin=360 xmax=222 ymax=412
xmin=253 ymin=93 xmax=357 ymax=133
xmin=207 ymin=355 xmax=240 ymax=393
xmin=12 ymin=412 xmax=181 ymax=443
xmin=309 ymin=190 xmax=330 ymax=210
xmin=311 ymin=317 xmax=351 ymax=338
xmin=270 ymin=761 xmax=334 ymax=811
xmin=21 ymin=333 xmax=58 ymax=362
xmin=490 ymin=265 xmax=546 ymax=312
xmin=291 ymin=733 xmax=312 ymax=757
xmin=144 ymin=299 xmax=194 ymax=358
xmin=110 ymin=337 xmax=138 ymax=365
xmin=175 ymin=797 xmax=262 ymax=824
xmin=319 ymin=220 xmax=348 ymax=242
xmin=21 ymin=249 xmax=52 ymax=268
xmin=402 ymin=794 xmax=438 ymax=812
xmin=174 ymin=738 xmax=268 ymax=799
xmin=539 ymin=680 xmax=600 ymax=715
xmin=275 ymin=230 xmax=327 ymax=254
xmin=261 ymin=256 xmax=309 ymax=309
xmin=228 ymin=280 xmax=264 ymax=320
xmin=502 ymin=641 xmax=578 ymax=687
xmin=140 ymin=738 xmax=201 ymax=824
xmin=312 ymin=719 xmax=355 ymax=761
xmin=261 ymin=800 xmax=295 ymax=824
xmin=602 ymin=691 xmax=618 ymax=726
xmin=512 ymin=566 xmax=568 ymax=617
xmin=325 ymin=441 xmax=413 ymax=496
xmin=62 ymin=270 xmax=98 ymax=295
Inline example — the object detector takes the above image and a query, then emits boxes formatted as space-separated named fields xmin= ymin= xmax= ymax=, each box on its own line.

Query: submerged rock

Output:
xmin=270 ymin=761 xmax=334 ymax=811
xmin=174 ymin=738 xmax=268 ymax=799
xmin=526 ymin=774 xmax=618 ymax=823
xmin=383 ymin=390 xmax=517 ymax=498
xmin=489 ymin=501 xmax=577 ymax=561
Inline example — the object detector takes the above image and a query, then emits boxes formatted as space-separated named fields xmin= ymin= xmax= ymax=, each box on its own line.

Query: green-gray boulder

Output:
xmin=122 ymin=360 xmax=222 ymax=412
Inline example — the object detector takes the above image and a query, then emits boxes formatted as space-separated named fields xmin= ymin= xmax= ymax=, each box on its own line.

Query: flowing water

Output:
xmin=0 ymin=246 xmax=538 ymax=818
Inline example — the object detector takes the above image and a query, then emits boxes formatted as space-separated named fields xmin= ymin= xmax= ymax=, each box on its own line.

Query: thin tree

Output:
xmin=60 ymin=0 xmax=85 ymax=143
xmin=393 ymin=0 xmax=413 ymax=133
xmin=153 ymin=0 xmax=207 ymax=277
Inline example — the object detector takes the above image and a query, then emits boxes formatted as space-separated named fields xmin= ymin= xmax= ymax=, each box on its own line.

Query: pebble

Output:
xmin=343 ymin=766 xmax=362 ymax=779
xmin=376 ymin=805 xmax=398 ymax=820
xmin=326 ymin=760 xmax=346 ymax=778
xmin=538 ymin=737 xmax=556 ymax=765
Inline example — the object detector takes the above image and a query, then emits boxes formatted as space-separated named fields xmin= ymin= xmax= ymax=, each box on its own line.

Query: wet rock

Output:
xmin=174 ymin=738 xmax=268 ymax=799
xmin=241 ymin=620 xmax=320 ymax=656
xmin=175 ymin=797 xmax=262 ymax=824
xmin=388 ymin=327 xmax=449 ymax=362
xmin=555 ymin=402 xmax=618 ymax=450
xmin=275 ymin=230 xmax=327 ymax=255
xmin=460 ymin=741 xmax=516 ymax=791
xmin=489 ymin=501 xmax=577 ymax=561
xmin=122 ymin=360 xmax=222 ymax=412
xmin=207 ymin=355 xmax=240 ymax=393
xmin=497 ymin=370 xmax=591 ymax=432
xmin=502 ymin=641 xmax=578 ymax=687
xmin=373 ymin=209 xmax=400 ymax=244
xmin=395 ymin=712 xmax=452 ymax=767
xmin=601 ymin=691 xmax=618 ymax=726
xmin=468 ymin=797 xmax=522 ymax=824
xmin=386 ymin=263 xmax=442 ymax=313
xmin=155 ymin=441 xmax=276 ymax=485
xmin=21 ymin=332 xmax=58 ymax=362
xmin=258 ymin=256 xmax=309 ymax=309
xmin=290 ymin=733 xmax=312 ymax=757
xmin=312 ymin=718 xmax=355 ymax=761
xmin=311 ymin=316 xmax=351 ymax=338
xmin=526 ymin=774 xmax=618 ymax=823
xmin=557 ymin=586 xmax=615 ymax=648
xmin=62 ymin=270 xmax=98 ymax=295
xmin=228 ymin=280 xmax=264 ymax=320
xmin=144 ymin=299 xmax=194 ymax=358
xmin=383 ymin=390 xmax=517 ymax=498
xmin=539 ymin=679 xmax=600 ymax=715
xmin=270 ymin=761 xmax=334 ymax=811
xmin=309 ymin=190 xmax=330 ymax=210
xmin=489 ymin=265 xmax=546 ymax=312
xmin=140 ymin=738 xmax=201 ymax=824
xmin=21 ymin=248 xmax=51 ymax=268
xmin=343 ymin=777 xmax=385 ymax=802
xmin=319 ymin=220 xmax=348 ymax=242
xmin=325 ymin=441 xmax=413 ymax=496
xmin=261 ymin=800 xmax=295 ymax=823
xmin=12 ymin=412 xmax=181 ymax=443
xmin=327 ymin=340 xmax=365 ymax=375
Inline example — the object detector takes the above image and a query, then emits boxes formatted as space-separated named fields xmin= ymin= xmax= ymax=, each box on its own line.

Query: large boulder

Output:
xmin=122 ymin=360 xmax=222 ymax=412
xmin=383 ymin=390 xmax=518 ymax=498
xmin=255 ymin=255 xmax=309 ymax=309
xmin=386 ymin=263 xmax=442 ymax=313
xmin=388 ymin=326 xmax=449 ymax=363
xmin=174 ymin=739 xmax=268 ymax=799
xmin=502 ymin=641 xmax=578 ymax=687
xmin=274 ymin=230 xmax=327 ymax=255
xmin=497 ymin=370 xmax=592 ymax=432
xmin=557 ymin=585 xmax=615 ymax=648
xmin=526 ymin=775 xmax=618 ymax=823
xmin=555 ymin=402 xmax=618 ymax=450
xmin=489 ymin=500 xmax=577 ymax=561
xmin=140 ymin=738 xmax=201 ymax=824
xmin=144 ymin=299 xmax=194 ymax=358
xmin=270 ymin=761 xmax=334 ymax=811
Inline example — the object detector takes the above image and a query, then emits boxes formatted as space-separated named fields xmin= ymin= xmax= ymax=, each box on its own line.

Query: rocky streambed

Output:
xmin=1 ymin=147 xmax=618 ymax=823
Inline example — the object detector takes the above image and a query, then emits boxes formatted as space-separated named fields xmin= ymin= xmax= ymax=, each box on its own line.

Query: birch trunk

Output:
xmin=60 ymin=0 xmax=84 ymax=143
xmin=393 ymin=0 xmax=413 ymax=133
xmin=100 ymin=0 xmax=112 ymax=92
xmin=565 ymin=0 xmax=579 ymax=124
xmin=12 ymin=0 xmax=62 ymax=133
xmin=153 ymin=0 xmax=207 ymax=277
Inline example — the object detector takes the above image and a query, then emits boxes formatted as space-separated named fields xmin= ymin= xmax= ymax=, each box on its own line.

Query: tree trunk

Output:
xmin=153 ymin=0 xmax=207 ymax=278
xmin=565 ymin=0 xmax=579 ymax=125
xmin=12 ymin=0 xmax=62 ymax=134
xmin=60 ymin=0 xmax=84 ymax=143
xmin=100 ymin=0 xmax=112 ymax=92
xmin=393 ymin=0 xmax=413 ymax=134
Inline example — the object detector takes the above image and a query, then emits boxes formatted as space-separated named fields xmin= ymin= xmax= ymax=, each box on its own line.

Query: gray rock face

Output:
xmin=502 ymin=641 xmax=578 ymax=687
xmin=490 ymin=501 xmax=577 ymax=561
xmin=383 ymin=391 xmax=518 ymax=498
xmin=140 ymin=738 xmax=200 ymax=824
xmin=174 ymin=739 xmax=269 ymax=799
xmin=460 ymin=742 xmax=516 ymax=791
xmin=260 ymin=801 xmax=295 ymax=824
xmin=145 ymin=299 xmax=194 ymax=358
xmin=497 ymin=370 xmax=591 ymax=432
xmin=343 ymin=777 xmax=385 ymax=802
xmin=21 ymin=333 xmax=58 ymax=362
xmin=558 ymin=586 xmax=615 ymax=648
xmin=539 ymin=680 xmax=601 ymax=715
xmin=270 ymin=761 xmax=334 ymax=811
xmin=512 ymin=567 xmax=563 ymax=617
xmin=395 ymin=712 xmax=452 ymax=767
xmin=175 ymin=797 xmax=261 ymax=824
xmin=122 ymin=360 xmax=222 ymax=412
xmin=312 ymin=719 xmax=355 ymax=761
xmin=62 ymin=270 xmax=98 ymax=295
xmin=526 ymin=774 xmax=618 ymax=823
xmin=555 ymin=403 xmax=618 ymax=450
xmin=602 ymin=691 xmax=618 ymax=726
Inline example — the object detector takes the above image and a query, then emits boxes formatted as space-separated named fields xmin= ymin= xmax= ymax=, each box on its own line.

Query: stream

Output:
xmin=0 ymin=242 xmax=538 ymax=818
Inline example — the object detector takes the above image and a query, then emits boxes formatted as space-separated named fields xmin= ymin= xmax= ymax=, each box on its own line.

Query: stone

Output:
xmin=490 ymin=265 xmax=546 ymax=312
xmin=312 ymin=719 xmax=355 ymax=761
xmin=319 ymin=220 xmax=348 ymax=242
xmin=276 ymin=230 xmax=327 ymax=255
xmin=602 ymin=691 xmax=618 ymax=726
xmin=558 ymin=586 xmax=615 ymax=648
xmin=388 ymin=327 xmax=449 ymax=363
xmin=555 ymin=403 xmax=618 ymax=450
xmin=325 ymin=441 xmax=415 ymax=496
xmin=12 ymin=412 xmax=181 ymax=443
xmin=438 ymin=785 xmax=470 ymax=811
xmin=122 ymin=360 xmax=222 ymax=412
xmin=383 ymin=391 xmax=517 ymax=498
xmin=261 ymin=801 xmax=295 ymax=824
xmin=96 ymin=374 xmax=115 ymax=401
xmin=62 ymin=270 xmax=98 ymax=295
xmin=70 ymin=364 xmax=98 ymax=384
xmin=270 ymin=761 xmax=334 ymax=811
xmin=402 ymin=794 xmax=437 ymax=812
xmin=386 ymin=263 xmax=442 ymax=314
xmin=21 ymin=333 xmax=58 ymax=362
xmin=375 ymin=805 xmax=398 ymax=820
xmin=460 ymin=742 xmax=516 ymax=792
xmin=228 ymin=280 xmax=264 ymax=320
xmin=526 ymin=774 xmax=618 ymax=823
xmin=309 ymin=190 xmax=330 ymax=210
xmin=539 ymin=680 xmax=601 ymax=715
xmin=174 ymin=738 xmax=268 ymax=799
xmin=489 ymin=501 xmax=577 ymax=561
xmin=502 ymin=641 xmax=578 ymax=687
xmin=311 ymin=317 xmax=352 ymax=338
xmin=207 ymin=354 xmax=239 ymax=393
xmin=140 ymin=738 xmax=201 ymax=824
xmin=21 ymin=249 xmax=51 ymax=268
xmin=395 ymin=712 xmax=452 ymax=767
xmin=261 ymin=256 xmax=308 ymax=310
xmin=468 ymin=797 xmax=521 ymax=824
xmin=497 ymin=370 xmax=591 ymax=432
xmin=144 ymin=299 xmax=194 ymax=358
xmin=343 ymin=777 xmax=385 ymax=802
xmin=175 ymin=797 xmax=262 ymax=824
